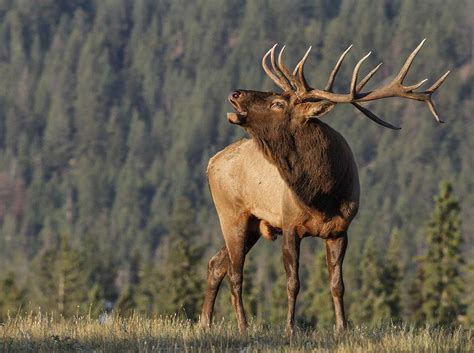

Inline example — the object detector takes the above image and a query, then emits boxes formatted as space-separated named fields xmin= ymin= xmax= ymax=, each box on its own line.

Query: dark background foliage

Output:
xmin=0 ymin=0 xmax=472 ymax=326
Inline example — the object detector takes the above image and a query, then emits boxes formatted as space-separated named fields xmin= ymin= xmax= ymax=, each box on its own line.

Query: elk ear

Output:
xmin=294 ymin=101 xmax=335 ymax=121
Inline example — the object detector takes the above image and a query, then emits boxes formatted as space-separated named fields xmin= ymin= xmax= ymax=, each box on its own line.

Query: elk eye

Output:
xmin=270 ymin=101 xmax=285 ymax=110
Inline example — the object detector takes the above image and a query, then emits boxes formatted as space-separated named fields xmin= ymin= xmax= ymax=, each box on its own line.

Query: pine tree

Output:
xmin=404 ymin=266 xmax=425 ymax=324
xmin=419 ymin=181 xmax=464 ymax=325
xmin=80 ymin=220 xmax=117 ymax=312
xmin=243 ymin=256 xmax=259 ymax=321
xmin=381 ymin=228 xmax=402 ymax=321
xmin=31 ymin=226 xmax=89 ymax=316
xmin=86 ymin=283 xmax=105 ymax=318
xmin=351 ymin=231 xmax=403 ymax=325
xmin=31 ymin=244 xmax=56 ymax=312
xmin=115 ymin=284 xmax=136 ymax=316
xmin=268 ymin=258 xmax=287 ymax=325
xmin=134 ymin=258 xmax=162 ymax=315
xmin=465 ymin=256 xmax=474 ymax=326
xmin=115 ymin=249 xmax=143 ymax=316
xmin=351 ymin=237 xmax=391 ymax=325
xmin=155 ymin=197 xmax=203 ymax=320
xmin=109 ymin=110 xmax=151 ymax=260
xmin=56 ymin=231 xmax=89 ymax=316
xmin=0 ymin=271 xmax=26 ymax=321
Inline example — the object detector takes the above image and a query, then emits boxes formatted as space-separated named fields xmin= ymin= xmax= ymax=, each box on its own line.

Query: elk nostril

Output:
xmin=231 ymin=91 xmax=241 ymax=99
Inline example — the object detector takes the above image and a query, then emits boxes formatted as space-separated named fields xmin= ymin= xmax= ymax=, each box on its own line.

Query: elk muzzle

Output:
xmin=228 ymin=90 xmax=248 ymax=125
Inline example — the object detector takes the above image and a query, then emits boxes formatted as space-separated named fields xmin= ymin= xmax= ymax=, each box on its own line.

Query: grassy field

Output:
xmin=0 ymin=313 xmax=472 ymax=352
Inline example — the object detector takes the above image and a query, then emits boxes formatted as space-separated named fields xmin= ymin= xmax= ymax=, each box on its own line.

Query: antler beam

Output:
xmin=303 ymin=39 xmax=450 ymax=123
xmin=261 ymin=40 xmax=450 ymax=128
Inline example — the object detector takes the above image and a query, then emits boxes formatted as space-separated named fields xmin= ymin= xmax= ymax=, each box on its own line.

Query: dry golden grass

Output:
xmin=0 ymin=313 xmax=472 ymax=352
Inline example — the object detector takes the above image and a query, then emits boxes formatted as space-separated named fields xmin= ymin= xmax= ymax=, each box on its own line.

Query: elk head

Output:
xmin=228 ymin=40 xmax=450 ymax=130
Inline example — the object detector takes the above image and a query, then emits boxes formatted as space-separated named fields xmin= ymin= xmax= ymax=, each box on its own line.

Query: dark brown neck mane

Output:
xmin=248 ymin=118 xmax=353 ymax=215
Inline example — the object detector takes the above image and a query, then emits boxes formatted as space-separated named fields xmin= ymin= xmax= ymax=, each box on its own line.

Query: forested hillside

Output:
xmin=0 ymin=0 xmax=472 ymax=326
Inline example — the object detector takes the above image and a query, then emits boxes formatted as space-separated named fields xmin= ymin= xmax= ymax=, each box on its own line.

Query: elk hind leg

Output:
xmin=226 ymin=216 xmax=260 ymax=333
xmin=200 ymin=245 xmax=229 ymax=328
xmin=282 ymin=230 xmax=301 ymax=336
xmin=325 ymin=232 xmax=348 ymax=331
xmin=202 ymin=215 xmax=260 ymax=332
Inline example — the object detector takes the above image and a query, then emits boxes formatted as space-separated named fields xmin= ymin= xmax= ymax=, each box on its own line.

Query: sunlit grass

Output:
xmin=0 ymin=313 xmax=472 ymax=352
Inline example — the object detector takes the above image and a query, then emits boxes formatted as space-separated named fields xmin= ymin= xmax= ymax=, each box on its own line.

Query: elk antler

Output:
xmin=262 ymin=44 xmax=310 ymax=96
xmin=262 ymin=40 xmax=450 ymax=129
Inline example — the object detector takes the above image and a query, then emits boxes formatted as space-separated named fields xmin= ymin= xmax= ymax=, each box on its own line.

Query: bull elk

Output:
xmin=200 ymin=39 xmax=449 ymax=334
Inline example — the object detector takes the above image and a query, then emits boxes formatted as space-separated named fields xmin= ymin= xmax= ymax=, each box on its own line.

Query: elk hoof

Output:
xmin=335 ymin=322 xmax=347 ymax=334
xmin=199 ymin=317 xmax=211 ymax=330
xmin=284 ymin=325 xmax=295 ymax=338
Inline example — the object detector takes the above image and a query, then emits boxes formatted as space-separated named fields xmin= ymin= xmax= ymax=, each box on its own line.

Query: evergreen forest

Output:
xmin=0 ymin=0 xmax=472 ymax=328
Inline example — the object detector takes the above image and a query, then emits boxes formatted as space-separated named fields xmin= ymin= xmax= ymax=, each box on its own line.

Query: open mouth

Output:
xmin=227 ymin=97 xmax=247 ymax=125
xmin=228 ymin=97 xmax=248 ymax=117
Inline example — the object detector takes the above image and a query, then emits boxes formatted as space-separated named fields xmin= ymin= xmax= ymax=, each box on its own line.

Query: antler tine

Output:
xmin=293 ymin=46 xmax=312 ymax=93
xmin=349 ymin=51 xmax=371 ymax=99
xmin=324 ymin=44 xmax=353 ymax=92
xmin=356 ymin=62 xmax=383 ymax=92
xmin=423 ymin=70 xmax=450 ymax=123
xmin=292 ymin=47 xmax=311 ymax=76
xmin=426 ymin=70 xmax=450 ymax=93
xmin=270 ymin=45 xmax=293 ymax=91
xmin=277 ymin=46 xmax=298 ymax=90
xmin=278 ymin=46 xmax=310 ymax=95
xmin=405 ymin=78 xmax=428 ymax=92
xmin=393 ymin=38 xmax=426 ymax=84
xmin=262 ymin=45 xmax=284 ymax=90
xmin=262 ymin=44 xmax=292 ymax=91
xmin=277 ymin=46 xmax=291 ymax=79
xmin=352 ymin=102 xmax=401 ymax=130
xmin=426 ymin=99 xmax=443 ymax=123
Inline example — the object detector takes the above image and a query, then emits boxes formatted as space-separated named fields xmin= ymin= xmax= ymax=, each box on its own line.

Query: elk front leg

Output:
xmin=200 ymin=246 xmax=228 ymax=328
xmin=282 ymin=230 xmax=301 ymax=336
xmin=200 ymin=230 xmax=260 ymax=329
xmin=325 ymin=233 xmax=348 ymax=331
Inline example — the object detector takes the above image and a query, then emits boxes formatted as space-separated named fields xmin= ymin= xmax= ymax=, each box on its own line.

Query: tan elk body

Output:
xmin=200 ymin=40 xmax=449 ymax=334
xmin=207 ymin=123 xmax=359 ymax=241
